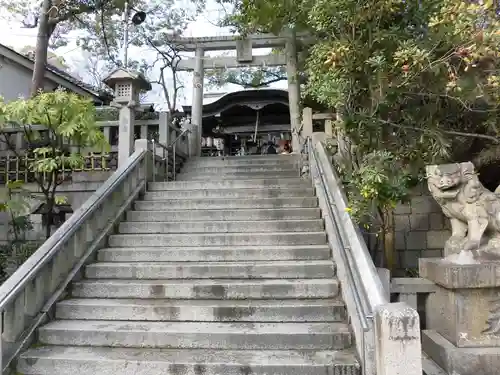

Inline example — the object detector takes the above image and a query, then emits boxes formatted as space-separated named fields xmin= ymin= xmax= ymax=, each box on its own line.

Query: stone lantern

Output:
xmin=103 ymin=68 xmax=152 ymax=166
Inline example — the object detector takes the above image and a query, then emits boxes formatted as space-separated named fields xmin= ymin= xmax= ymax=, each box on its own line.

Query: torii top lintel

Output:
xmin=169 ymin=33 xmax=303 ymax=52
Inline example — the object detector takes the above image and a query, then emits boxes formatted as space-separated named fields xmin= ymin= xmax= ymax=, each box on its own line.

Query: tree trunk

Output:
xmin=44 ymin=197 xmax=55 ymax=240
xmin=31 ymin=0 xmax=53 ymax=96
xmin=382 ymin=208 xmax=396 ymax=272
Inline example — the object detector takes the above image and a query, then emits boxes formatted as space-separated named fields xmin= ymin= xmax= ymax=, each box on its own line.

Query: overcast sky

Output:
xmin=0 ymin=2 xmax=287 ymax=108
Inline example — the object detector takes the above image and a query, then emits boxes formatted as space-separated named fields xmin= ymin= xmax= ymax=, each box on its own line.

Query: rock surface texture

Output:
xmin=17 ymin=155 xmax=360 ymax=375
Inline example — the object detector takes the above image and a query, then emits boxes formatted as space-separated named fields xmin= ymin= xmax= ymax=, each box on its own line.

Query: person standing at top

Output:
xmin=281 ymin=143 xmax=291 ymax=154
xmin=266 ymin=141 xmax=277 ymax=154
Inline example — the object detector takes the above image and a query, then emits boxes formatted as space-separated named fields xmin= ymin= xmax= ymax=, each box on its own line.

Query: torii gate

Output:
xmin=171 ymin=32 xmax=302 ymax=155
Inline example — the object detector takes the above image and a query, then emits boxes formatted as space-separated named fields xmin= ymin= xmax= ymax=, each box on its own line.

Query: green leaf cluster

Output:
xmin=0 ymin=180 xmax=39 ymax=282
xmin=339 ymin=151 xmax=418 ymax=222
xmin=0 ymin=89 xmax=109 ymax=239
xmin=224 ymin=0 xmax=500 ymax=206
xmin=0 ymin=89 xmax=108 ymax=153
xmin=224 ymin=0 xmax=500 ymax=269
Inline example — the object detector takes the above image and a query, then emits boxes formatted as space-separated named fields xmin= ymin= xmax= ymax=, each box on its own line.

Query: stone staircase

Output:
xmin=17 ymin=155 xmax=361 ymax=375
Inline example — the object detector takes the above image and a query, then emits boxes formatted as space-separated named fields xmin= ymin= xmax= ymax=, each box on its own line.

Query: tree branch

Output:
xmin=147 ymin=36 xmax=183 ymax=112
xmin=364 ymin=116 xmax=500 ymax=143
xmin=48 ymin=0 xmax=115 ymax=25
xmin=48 ymin=5 xmax=96 ymax=25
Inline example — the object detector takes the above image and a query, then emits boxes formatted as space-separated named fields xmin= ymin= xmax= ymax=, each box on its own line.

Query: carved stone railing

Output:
xmin=0 ymin=111 xmax=193 ymax=183
xmin=0 ymin=120 xmax=191 ymax=184
xmin=0 ymin=139 xmax=154 ymax=373
xmin=0 ymin=152 xmax=118 ymax=184
xmin=308 ymin=136 xmax=422 ymax=375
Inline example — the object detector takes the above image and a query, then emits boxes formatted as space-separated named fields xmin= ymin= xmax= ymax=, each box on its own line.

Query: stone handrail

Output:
xmin=308 ymin=137 xmax=422 ymax=375
xmin=391 ymin=277 xmax=437 ymax=310
xmin=0 ymin=139 xmax=153 ymax=372
xmin=151 ymin=127 xmax=190 ymax=181
xmin=167 ymin=126 xmax=190 ymax=161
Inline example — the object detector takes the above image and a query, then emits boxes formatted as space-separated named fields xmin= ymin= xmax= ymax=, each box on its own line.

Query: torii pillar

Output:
xmin=285 ymin=30 xmax=301 ymax=153
xmin=191 ymin=47 xmax=205 ymax=156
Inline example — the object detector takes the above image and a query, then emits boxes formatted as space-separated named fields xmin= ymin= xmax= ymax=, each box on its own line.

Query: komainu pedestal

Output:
xmin=420 ymin=259 xmax=500 ymax=375
xmin=421 ymin=161 xmax=500 ymax=374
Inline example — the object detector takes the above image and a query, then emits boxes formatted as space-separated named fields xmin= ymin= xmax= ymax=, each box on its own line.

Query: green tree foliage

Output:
xmin=0 ymin=89 xmax=108 ymax=238
xmin=0 ymin=180 xmax=38 ymax=282
xmin=224 ymin=0 xmax=500 ymax=270
xmin=206 ymin=65 xmax=287 ymax=89
xmin=0 ymin=0 xmax=134 ymax=94
xmin=73 ymin=0 xmax=204 ymax=111
xmin=1 ymin=0 xmax=204 ymax=99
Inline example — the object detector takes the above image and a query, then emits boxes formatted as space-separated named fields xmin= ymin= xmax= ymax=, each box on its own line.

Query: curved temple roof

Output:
xmin=182 ymin=89 xmax=290 ymax=117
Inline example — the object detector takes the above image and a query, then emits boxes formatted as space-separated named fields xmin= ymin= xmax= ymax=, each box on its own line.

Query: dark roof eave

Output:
xmin=182 ymin=89 xmax=290 ymax=115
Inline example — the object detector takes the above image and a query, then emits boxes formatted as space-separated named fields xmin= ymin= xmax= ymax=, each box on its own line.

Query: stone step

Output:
xmin=56 ymin=298 xmax=346 ymax=322
xmin=177 ymin=171 xmax=299 ymax=180
xmin=84 ymin=260 xmax=335 ymax=280
xmin=37 ymin=320 xmax=353 ymax=350
xmin=186 ymin=157 xmax=302 ymax=166
xmin=148 ymin=178 xmax=309 ymax=190
xmin=118 ymin=219 xmax=324 ymax=234
xmin=143 ymin=187 xmax=314 ymax=200
xmin=180 ymin=166 xmax=298 ymax=174
xmin=18 ymin=346 xmax=360 ymax=375
xmin=189 ymin=154 xmax=305 ymax=162
xmin=97 ymin=244 xmax=330 ymax=262
xmin=134 ymin=197 xmax=318 ymax=210
xmin=126 ymin=208 xmax=321 ymax=222
xmin=108 ymin=231 xmax=326 ymax=247
xmin=71 ymin=279 xmax=339 ymax=299
xmin=186 ymin=161 xmax=301 ymax=170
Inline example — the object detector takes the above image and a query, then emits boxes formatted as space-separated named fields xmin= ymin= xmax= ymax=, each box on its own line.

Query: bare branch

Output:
xmin=361 ymin=116 xmax=500 ymax=144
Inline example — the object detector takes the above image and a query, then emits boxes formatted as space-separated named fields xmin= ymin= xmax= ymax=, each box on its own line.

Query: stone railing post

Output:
xmin=302 ymin=107 xmax=313 ymax=140
xmin=374 ymin=302 xmax=422 ymax=375
xmin=325 ymin=119 xmax=334 ymax=138
xmin=159 ymin=112 xmax=170 ymax=147
xmin=183 ymin=117 xmax=198 ymax=157
xmin=134 ymin=138 xmax=153 ymax=184
xmin=377 ymin=268 xmax=391 ymax=301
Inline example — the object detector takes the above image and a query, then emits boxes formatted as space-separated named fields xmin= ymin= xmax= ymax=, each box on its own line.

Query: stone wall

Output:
xmin=367 ymin=184 xmax=450 ymax=276
xmin=0 ymin=172 xmax=110 ymax=243
xmin=392 ymin=185 xmax=450 ymax=275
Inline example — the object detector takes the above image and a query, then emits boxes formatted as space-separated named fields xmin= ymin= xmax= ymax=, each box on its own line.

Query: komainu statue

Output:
xmin=426 ymin=162 xmax=500 ymax=261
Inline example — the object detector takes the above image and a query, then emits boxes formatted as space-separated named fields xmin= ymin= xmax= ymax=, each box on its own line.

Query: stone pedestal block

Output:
xmin=72 ymin=171 xmax=112 ymax=183
xmin=420 ymin=257 xmax=500 ymax=374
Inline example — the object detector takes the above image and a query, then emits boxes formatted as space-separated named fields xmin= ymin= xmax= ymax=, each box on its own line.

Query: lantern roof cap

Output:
xmin=103 ymin=68 xmax=151 ymax=91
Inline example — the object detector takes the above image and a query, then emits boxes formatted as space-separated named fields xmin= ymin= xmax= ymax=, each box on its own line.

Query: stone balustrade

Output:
xmin=0 ymin=116 xmax=191 ymax=184
xmin=309 ymin=135 xmax=422 ymax=375
xmin=0 ymin=140 xmax=153 ymax=372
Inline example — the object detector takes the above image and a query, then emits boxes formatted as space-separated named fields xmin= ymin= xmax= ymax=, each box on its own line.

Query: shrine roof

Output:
xmin=182 ymin=89 xmax=289 ymax=116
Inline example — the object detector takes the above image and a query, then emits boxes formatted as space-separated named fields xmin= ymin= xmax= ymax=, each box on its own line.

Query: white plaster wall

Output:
xmin=0 ymin=56 xmax=58 ymax=102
